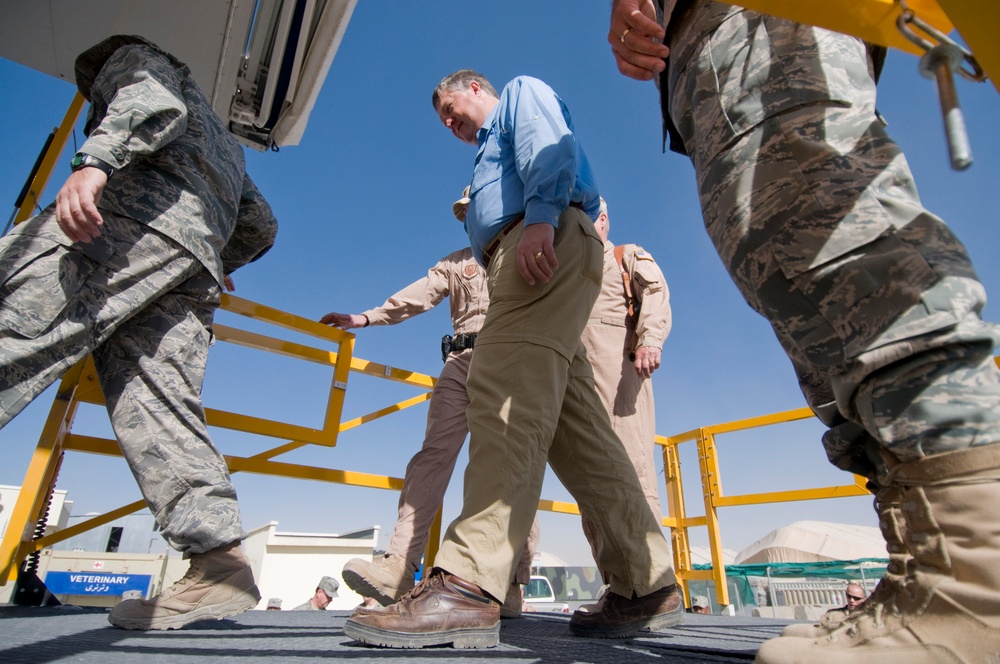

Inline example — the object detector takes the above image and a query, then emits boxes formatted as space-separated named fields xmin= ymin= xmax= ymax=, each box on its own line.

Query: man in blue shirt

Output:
xmin=344 ymin=70 xmax=684 ymax=649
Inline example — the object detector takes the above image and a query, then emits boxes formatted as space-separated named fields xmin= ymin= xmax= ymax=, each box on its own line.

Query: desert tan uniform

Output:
xmin=365 ymin=248 xmax=537 ymax=581
xmin=580 ymin=241 xmax=671 ymax=575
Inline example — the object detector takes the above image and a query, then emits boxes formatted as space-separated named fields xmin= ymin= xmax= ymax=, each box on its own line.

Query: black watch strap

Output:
xmin=70 ymin=153 xmax=115 ymax=178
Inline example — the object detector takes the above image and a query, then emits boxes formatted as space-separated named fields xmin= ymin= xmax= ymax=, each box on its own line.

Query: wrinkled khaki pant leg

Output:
xmin=580 ymin=324 xmax=662 ymax=572
xmin=434 ymin=208 xmax=675 ymax=600
xmin=387 ymin=350 xmax=473 ymax=565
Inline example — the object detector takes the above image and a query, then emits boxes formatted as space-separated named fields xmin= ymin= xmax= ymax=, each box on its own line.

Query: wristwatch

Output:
xmin=70 ymin=152 xmax=116 ymax=178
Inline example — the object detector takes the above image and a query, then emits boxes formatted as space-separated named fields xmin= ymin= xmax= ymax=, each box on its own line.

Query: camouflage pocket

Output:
xmin=762 ymin=229 xmax=944 ymax=367
xmin=0 ymin=216 xmax=114 ymax=339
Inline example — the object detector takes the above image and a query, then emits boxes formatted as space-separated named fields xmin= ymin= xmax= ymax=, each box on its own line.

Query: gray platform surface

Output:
xmin=0 ymin=605 xmax=793 ymax=663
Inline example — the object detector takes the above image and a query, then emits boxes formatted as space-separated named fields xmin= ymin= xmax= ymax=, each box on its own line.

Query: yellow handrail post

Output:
xmin=13 ymin=93 xmax=86 ymax=226
xmin=0 ymin=361 xmax=89 ymax=584
xmin=425 ymin=507 xmax=443 ymax=571
xmin=696 ymin=429 xmax=731 ymax=606
xmin=319 ymin=328 xmax=354 ymax=446
xmin=937 ymin=0 xmax=1000 ymax=93
xmin=661 ymin=434 xmax=692 ymax=601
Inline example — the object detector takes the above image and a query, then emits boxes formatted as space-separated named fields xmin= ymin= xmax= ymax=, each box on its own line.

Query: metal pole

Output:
xmin=920 ymin=43 xmax=973 ymax=170
xmin=3 ymin=128 xmax=56 ymax=236
xmin=766 ymin=566 xmax=777 ymax=611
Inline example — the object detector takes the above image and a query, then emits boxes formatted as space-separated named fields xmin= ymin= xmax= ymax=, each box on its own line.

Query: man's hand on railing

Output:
xmin=320 ymin=311 xmax=368 ymax=330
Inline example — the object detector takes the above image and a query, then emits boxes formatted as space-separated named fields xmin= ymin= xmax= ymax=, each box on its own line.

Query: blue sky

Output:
xmin=2 ymin=3 xmax=999 ymax=565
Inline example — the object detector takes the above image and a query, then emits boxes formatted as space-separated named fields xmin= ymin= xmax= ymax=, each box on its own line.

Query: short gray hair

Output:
xmin=432 ymin=69 xmax=498 ymax=109
xmin=599 ymin=197 xmax=608 ymax=218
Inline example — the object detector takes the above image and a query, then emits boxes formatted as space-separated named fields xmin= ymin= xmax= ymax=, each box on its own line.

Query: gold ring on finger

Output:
xmin=620 ymin=28 xmax=630 ymax=44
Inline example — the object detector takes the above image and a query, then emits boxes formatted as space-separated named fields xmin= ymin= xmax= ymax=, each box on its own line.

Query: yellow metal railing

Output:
xmin=662 ymin=354 xmax=1000 ymax=608
xmin=658 ymin=410 xmax=871 ymax=607
xmin=4 ymin=292 xmax=998 ymax=600
xmin=0 ymin=294 xmax=437 ymax=585
xmin=6 ymin=0 xmax=1000 ymax=598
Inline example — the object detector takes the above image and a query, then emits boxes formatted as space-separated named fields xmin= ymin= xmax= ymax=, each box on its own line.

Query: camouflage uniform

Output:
xmin=0 ymin=38 xmax=277 ymax=554
xmin=645 ymin=5 xmax=1000 ymax=660
xmin=360 ymin=247 xmax=537 ymax=581
xmin=580 ymin=240 xmax=671 ymax=573
xmin=662 ymin=1 xmax=1000 ymax=478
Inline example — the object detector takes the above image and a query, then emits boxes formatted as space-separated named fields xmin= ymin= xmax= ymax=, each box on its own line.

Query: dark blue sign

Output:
xmin=44 ymin=571 xmax=152 ymax=596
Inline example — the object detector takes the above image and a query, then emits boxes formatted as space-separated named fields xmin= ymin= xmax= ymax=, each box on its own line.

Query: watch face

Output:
xmin=70 ymin=153 xmax=113 ymax=177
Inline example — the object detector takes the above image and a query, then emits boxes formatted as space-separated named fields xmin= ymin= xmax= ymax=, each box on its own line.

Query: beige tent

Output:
xmin=689 ymin=546 xmax=738 ymax=566
xmin=734 ymin=520 xmax=886 ymax=565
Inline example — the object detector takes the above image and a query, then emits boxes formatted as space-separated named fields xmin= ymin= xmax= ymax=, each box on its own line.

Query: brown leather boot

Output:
xmin=108 ymin=541 xmax=260 ymax=630
xmin=781 ymin=485 xmax=909 ymax=638
xmin=569 ymin=583 xmax=685 ymax=638
xmin=344 ymin=568 xmax=500 ymax=649
xmin=757 ymin=444 xmax=1000 ymax=663
xmin=341 ymin=553 xmax=417 ymax=606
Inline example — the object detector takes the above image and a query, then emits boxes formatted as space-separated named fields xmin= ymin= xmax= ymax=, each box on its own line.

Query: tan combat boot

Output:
xmin=780 ymin=485 xmax=909 ymax=638
xmin=756 ymin=444 xmax=1000 ymax=663
xmin=342 ymin=553 xmax=417 ymax=606
xmin=108 ymin=541 xmax=260 ymax=630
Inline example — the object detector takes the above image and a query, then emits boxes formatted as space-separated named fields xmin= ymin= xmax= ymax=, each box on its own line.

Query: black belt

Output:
xmin=451 ymin=333 xmax=477 ymax=352
xmin=480 ymin=203 xmax=587 ymax=269
xmin=441 ymin=333 xmax=477 ymax=361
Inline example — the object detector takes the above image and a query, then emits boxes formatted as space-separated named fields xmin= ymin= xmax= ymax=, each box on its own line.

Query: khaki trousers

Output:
xmin=386 ymin=348 xmax=537 ymax=581
xmin=434 ymin=207 xmax=676 ymax=601
xmin=580 ymin=323 xmax=662 ymax=578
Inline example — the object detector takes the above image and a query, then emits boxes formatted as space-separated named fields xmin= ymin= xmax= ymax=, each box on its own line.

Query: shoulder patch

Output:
xmin=634 ymin=248 xmax=654 ymax=261
xmin=463 ymin=264 xmax=480 ymax=279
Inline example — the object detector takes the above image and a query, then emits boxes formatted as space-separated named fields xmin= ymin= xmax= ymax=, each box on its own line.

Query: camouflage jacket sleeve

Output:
xmin=220 ymin=175 xmax=278 ymax=274
xmin=363 ymin=254 xmax=454 ymax=326
xmin=626 ymin=244 xmax=672 ymax=349
xmin=78 ymin=45 xmax=189 ymax=170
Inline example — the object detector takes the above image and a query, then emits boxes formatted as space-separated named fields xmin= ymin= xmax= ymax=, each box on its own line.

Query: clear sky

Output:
xmin=1 ymin=3 xmax=999 ymax=566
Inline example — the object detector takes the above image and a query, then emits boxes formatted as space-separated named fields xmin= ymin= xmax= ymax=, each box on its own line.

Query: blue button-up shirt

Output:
xmin=464 ymin=76 xmax=600 ymax=264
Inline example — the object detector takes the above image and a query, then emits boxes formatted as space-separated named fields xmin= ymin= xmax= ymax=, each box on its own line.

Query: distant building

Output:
xmin=244 ymin=521 xmax=378 ymax=611
xmin=0 ymin=484 xmax=72 ymax=543
xmin=52 ymin=512 xmax=162 ymax=555
xmin=0 ymin=486 xmax=378 ymax=610
xmin=0 ymin=485 xmax=73 ymax=604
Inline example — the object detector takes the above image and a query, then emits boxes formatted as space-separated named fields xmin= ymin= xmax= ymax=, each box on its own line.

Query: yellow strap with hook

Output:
xmin=730 ymin=0 xmax=953 ymax=56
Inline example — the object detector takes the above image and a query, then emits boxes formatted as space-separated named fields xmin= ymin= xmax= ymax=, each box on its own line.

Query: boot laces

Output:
xmin=399 ymin=573 xmax=437 ymax=602
xmin=161 ymin=557 xmax=205 ymax=598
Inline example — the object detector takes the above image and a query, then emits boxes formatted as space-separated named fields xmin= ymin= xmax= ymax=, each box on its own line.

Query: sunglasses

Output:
xmin=846 ymin=594 xmax=865 ymax=602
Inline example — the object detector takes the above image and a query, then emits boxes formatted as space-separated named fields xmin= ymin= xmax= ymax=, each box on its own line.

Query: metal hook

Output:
xmin=896 ymin=0 xmax=985 ymax=82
